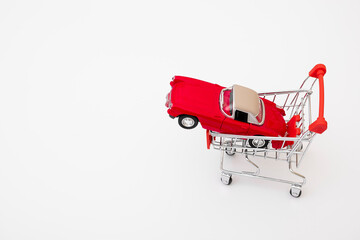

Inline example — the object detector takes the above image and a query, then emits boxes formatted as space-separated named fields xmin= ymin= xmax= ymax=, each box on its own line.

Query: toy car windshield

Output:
xmin=220 ymin=85 xmax=265 ymax=125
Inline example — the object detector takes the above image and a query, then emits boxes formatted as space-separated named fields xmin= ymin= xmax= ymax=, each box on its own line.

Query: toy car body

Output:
xmin=166 ymin=76 xmax=288 ymax=143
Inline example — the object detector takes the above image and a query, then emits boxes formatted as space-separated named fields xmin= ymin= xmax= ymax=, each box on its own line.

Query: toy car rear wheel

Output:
xmin=249 ymin=138 xmax=269 ymax=148
xmin=178 ymin=115 xmax=199 ymax=129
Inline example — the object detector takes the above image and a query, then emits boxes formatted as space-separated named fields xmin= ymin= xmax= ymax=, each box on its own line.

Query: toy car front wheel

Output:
xmin=249 ymin=138 xmax=269 ymax=148
xmin=178 ymin=115 xmax=199 ymax=129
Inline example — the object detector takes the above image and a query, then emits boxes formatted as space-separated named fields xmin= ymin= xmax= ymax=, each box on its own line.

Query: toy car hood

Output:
xmin=169 ymin=76 xmax=225 ymax=121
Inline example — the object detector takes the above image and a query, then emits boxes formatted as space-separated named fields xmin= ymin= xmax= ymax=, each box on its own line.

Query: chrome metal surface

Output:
xmin=181 ymin=117 xmax=195 ymax=127
xmin=221 ymin=172 xmax=232 ymax=185
xmin=210 ymin=76 xmax=322 ymax=195
xmin=225 ymin=148 xmax=235 ymax=156
xmin=290 ymin=185 xmax=302 ymax=198
xmin=251 ymin=138 xmax=266 ymax=148
xmin=224 ymin=140 xmax=236 ymax=156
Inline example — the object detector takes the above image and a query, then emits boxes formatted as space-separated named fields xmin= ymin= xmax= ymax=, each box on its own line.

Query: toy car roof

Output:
xmin=233 ymin=84 xmax=260 ymax=116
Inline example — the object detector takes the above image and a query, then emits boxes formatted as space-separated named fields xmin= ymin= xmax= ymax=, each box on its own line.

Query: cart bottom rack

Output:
xmin=208 ymin=130 xmax=316 ymax=198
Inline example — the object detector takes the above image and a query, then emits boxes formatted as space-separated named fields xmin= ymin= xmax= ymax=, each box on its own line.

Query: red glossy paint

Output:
xmin=309 ymin=64 xmax=327 ymax=134
xmin=167 ymin=76 xmax=287 ymax=138
xmin=167 ymin=76 xmax=226 ymax=131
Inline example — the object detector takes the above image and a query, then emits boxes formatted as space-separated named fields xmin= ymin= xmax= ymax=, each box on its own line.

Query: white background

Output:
xmin=0 ymin=0 xmax=359 ymax=239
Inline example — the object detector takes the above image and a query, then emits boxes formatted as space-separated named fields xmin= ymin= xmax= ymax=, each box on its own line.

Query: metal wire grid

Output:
xmin=210 ymin=76 xmax=321 ymax=194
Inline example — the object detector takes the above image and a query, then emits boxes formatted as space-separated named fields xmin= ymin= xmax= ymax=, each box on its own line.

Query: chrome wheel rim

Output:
xmin=253 ymin=139 xmax=265 ymax=148
xmin=181 ymin=117 xmax=195 ymax=127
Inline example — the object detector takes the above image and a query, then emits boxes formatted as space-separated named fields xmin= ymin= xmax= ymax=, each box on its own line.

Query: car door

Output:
xmin=220 ymin=112 xmax=250 ymax=135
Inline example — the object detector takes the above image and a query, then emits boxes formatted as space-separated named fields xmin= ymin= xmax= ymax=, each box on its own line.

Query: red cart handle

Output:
xmin=309 ymin=64 xmax=327 ymax=134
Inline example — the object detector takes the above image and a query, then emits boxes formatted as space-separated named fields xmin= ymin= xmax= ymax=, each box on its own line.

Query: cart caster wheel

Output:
xmin=290 ymin=186 xmax=302 ymax=198
xmin=221 ymin=173 xmax=232 ymax=185
xmin=225 ymin=148 xmax=235 ymax=156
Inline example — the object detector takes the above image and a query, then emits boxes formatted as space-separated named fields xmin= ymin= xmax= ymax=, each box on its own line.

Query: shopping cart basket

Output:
xmin=206 ymin=64 xmax=328 ymax=197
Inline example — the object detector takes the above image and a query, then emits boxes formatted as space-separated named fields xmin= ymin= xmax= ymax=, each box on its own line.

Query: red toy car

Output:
xmin=165 ymin=76 xmax=290 ymax=148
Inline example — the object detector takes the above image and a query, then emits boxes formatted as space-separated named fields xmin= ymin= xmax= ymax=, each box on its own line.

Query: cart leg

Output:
xmin=221 ymin=172 xmax=232 ymax=185
xmin=288 ymin=160 xmax=305 ymax=198
xmin=244 ymin=152 xmax=260 ymax=175
xmin=288 ymin=160 xmax=306 ymax=185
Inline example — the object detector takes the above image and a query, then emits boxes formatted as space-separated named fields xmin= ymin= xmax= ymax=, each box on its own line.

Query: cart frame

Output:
xmin=207 ymin=64 xmax=327 ymax=197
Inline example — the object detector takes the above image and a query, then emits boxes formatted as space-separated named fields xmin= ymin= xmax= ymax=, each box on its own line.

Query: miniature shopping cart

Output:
xmin=206 ymin=64 xmax=328 ymax=198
